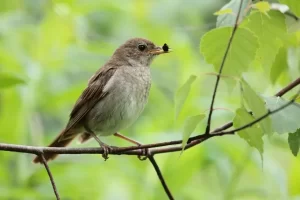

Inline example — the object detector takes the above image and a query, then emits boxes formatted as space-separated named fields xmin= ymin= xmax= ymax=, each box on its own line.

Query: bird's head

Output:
xmin=112 ymin=38 xmax=171 ymax=67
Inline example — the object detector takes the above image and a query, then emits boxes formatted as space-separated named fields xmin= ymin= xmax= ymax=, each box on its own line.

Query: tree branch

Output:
xmin=216 ymin=91 xmax=299 ymax=135
xmin=205 ymin=0 xmax=244 ymax=134
xmin=148 ymin=155 xmax=174 ymax=200
xmin=39 ymin=154 xmax=60 ymax=200
xmin=275 ymin=77 xmax=300 ymax=97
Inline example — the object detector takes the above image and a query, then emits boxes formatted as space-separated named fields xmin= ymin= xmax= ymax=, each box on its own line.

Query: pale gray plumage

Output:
xmin=85 ymin=63 xmax=151 ymax=136
xmin=33 ymin=38 xmax=170 ymax=163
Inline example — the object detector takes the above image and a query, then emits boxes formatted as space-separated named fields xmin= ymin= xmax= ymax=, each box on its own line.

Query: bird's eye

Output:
xmin=138 ymin=44 xmax=146 ymax=51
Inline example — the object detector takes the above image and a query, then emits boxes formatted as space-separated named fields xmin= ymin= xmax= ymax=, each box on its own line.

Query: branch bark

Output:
xmin=39 ymin=154 xmax=60 ymax=200
xmin=148 ymin=155 xmax=174 ymax=200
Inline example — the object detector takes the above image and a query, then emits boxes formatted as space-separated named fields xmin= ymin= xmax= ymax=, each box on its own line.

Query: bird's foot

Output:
xmin=86 ymin=130 xmax=114 ymax=161
xmin=101 ymin=144 xmax=114 ymax=161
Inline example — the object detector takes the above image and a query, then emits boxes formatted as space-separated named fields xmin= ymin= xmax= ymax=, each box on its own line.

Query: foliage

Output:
xmin=0 ymin=72 xmax=25 ymax=88
xmin=288 ymin=129 xmax=300 ymax=156
xmin=181 ymin=114 xmax=205 ymax=151
xmin=233 ymin=108 xmax=264 ymax=155
xmin=199 ymin=0 xmax=300 ymax=160
xmin=264 ymin=96 xmax=300 ymax=134
xmin=175 ymin=75 xmax=197 ymax=120
xmin=0 ymin=0 xmax=299 ymax=199
xmin=200 ymin=27 xmax=258 ymax=76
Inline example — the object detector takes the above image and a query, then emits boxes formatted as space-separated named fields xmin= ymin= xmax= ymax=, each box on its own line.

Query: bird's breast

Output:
xmin=86 ymin=66 xmax=151 ymax=136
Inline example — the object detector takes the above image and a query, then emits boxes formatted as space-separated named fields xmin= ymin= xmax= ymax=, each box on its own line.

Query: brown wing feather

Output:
xmin=63 ymin=67 xmax=117 ymax=135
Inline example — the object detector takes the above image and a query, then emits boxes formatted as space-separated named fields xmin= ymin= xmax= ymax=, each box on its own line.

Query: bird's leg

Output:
xmin=88 ymin=131 xmax=113 ymax=161
xmin=113 ymin=132 xmax=149 ymax=160
xmin=113 ymin=132 xmax=142 ymax=145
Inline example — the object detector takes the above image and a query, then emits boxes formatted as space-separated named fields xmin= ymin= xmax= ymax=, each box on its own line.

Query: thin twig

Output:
xmin=39 ymin=154 xmax=60 ymax=200
xmin=129 ymin=140 xmax=174 ymax=199
xmin=204 ymin=76 xmax=300 ymax=138
xmin=148 ymin=155 xmax=174 ymax=200
xmin=154 ymin=90 xmax=298 ymax=153
xmin=205 ymin=0 xmax=244 ymax=134
xmin=216 ymin=92 xmax=299 ymax=135
xmin=275 ymin=77 xmax=300 ymax=97
xmin=211 ymin=122 xmax=233 ymax=133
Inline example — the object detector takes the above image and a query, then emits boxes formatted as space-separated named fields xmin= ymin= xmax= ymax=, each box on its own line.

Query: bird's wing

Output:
xmin=64 ymin=66 xmax=117 ymax=133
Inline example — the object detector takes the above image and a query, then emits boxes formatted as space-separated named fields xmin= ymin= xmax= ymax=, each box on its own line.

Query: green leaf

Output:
xmin=216 ymin=0 xmax=249 ymax=27
xmin=253 ymin=2 xmax=271 ymax=14
xmin=241 ymin=11 xmax=287 ymax=72
xmin=214 ymin=8 xmax=233 ymax=16
xmin=175 ymin=75 xmax=197 ymax=119
xmin=241 ymin=79 xmax=273 ymax=135
xmin=233 ymin=108 xmax=264 ymax=155
xmin=288 ymin=129 xmax=300 ymax=156
xmin=181 ymin=114 xmax=205 ymax=151
xmin=0 ymin=73 xmax=25 ymax=89
xmin=200 ymin=27 xmax=258 ymax=77
xmin=270 ymin=47 xmax=288 ymax=84
xmin=279 ymin=0 xmax=300 ymax=17
xmin=264 ymin=96 xmax=300 ymax=134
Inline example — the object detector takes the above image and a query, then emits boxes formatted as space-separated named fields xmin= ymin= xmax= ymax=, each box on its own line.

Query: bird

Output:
xmin=33 ymin=38 xmax=171 ymax=163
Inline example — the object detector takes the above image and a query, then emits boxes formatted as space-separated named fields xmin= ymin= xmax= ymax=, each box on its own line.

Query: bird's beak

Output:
xmin=149 ymin=46 xmax=172 ymax=55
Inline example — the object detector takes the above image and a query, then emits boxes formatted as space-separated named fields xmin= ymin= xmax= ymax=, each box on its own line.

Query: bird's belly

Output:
xmin=85 ymin=75 xmax=150 ymax=136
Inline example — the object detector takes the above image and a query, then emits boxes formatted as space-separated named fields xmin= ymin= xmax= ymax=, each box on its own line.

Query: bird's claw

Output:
xmin=101 ymin=145 xmax=114 ymax=161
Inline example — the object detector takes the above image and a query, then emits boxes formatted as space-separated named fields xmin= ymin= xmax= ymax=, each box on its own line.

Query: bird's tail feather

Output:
xmin=78 ymin=132 xmax=92 ymax=143
xmin=33 ymin=128 xmax=78 ymax=163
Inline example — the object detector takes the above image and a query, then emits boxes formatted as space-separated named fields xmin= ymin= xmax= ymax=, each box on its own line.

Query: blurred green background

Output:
xmin=0 ymin=0 xmax=300 ymax=199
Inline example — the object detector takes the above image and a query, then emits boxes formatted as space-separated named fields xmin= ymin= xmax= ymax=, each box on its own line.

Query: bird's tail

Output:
xmin=33 ymin=128 xmax=78 ymax=163
xmin=78 ymin=132 xmax=92 ymax=143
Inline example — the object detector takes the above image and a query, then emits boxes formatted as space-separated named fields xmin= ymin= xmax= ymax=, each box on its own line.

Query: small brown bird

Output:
xmin=33 ymin=38 xmax=171 ymax=163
